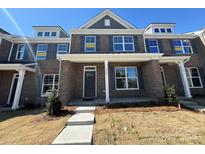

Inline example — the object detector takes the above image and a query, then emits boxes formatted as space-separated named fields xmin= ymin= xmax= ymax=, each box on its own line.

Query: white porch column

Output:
xmin=104 ymin=60 xmax=110 ymax=103
xmin=12 ymin=69 xmax=25 ymax=110
xmin=178 ymin=62 xmax=192 ymax=98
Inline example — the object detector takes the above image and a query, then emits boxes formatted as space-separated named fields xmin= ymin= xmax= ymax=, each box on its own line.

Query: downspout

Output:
xmin=8 ymin=41 xmax=14 ymax=61
xmin=57 ymin=55 xmax=62 ymax=97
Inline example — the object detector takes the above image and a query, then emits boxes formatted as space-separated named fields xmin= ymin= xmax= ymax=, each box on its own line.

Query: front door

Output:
xmin=7 ymin=74 xmax=19 ymax=105
xmin=83 ymin=66 xmax=96 ymax=99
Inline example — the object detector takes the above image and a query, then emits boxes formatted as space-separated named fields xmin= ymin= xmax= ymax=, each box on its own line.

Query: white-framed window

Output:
xmin=104 ymin=19 xmax=111 ymax=26
xmin=173 ymin=40 xmax=193 ymax=54
xmin=44 ymin=32 xmax=50 ymax=37
xmin=115 ymin=67 xmax=139 ymax=90
xmin=16 ymin=44 xmax=26 ymax=60
xmin=36 ymin=44 xmax=48 ymax=60
xmin=185 ymin=67 xmax=203 ymax=88
xmin=154 ymin=28 xmax=160 ymax=33
xmin=146 ymin=39 xmax=159 ymax=53
xmin=166 ymin=28 xmax=172 ymax=33
xmin=84 ymin=36 xmax=96 ymax=52
xmin=160 ymin=28 xmax=166 ymax=33
xmin=113 ymin=36 xmax=135 ymax=52
xmin=41 ymin=74 xmax=59 ymax=96
xmin=57 ymin=44 xmax=68 ymax=54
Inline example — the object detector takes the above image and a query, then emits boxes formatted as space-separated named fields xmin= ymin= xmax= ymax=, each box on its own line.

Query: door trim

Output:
xmin=83 ymin=66 xmax=97 ymax=98
xmin=7 ymin=73 xmax=19 ymax=104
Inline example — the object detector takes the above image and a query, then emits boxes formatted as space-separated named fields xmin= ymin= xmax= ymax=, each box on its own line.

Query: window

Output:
xmin=16 ymin=44 xmax=25 ymax=60
xmin=104 ymin=19 xmax=110 ymax=26
xmin=113 ymin=36 xmax=134 ymax=52
xmin=85 ymin=36 xmax=96 ymax=52
xmin=146 ymin=39 xmax=159 ymax=53
xmin=44 ymin=32 xmax=50 ymax=37
xmin=154 ymin=28 xmax=160 ymax=33
xmin=167 ymin=28 xmax=172 ymax=33
xmin=160 ymin=28 xmax=166 ymax=33
xmin=37 ymin=32 xmax=43 ymax=37
xmin=115 ymin=67 xmax=139 ymax=90
xmin=51 ymin=32 xmax=57 ymax=37
xmin=173 ymin=40 xmax=193 ymax=54
xmin=41 ymin=74 xmax=59 ymax=96
xmin=185 ymin=67 xmax=203 ymax=88
xmin=57 ymin=44 xmax=68 ymax=54
xmin=36 ymin=44 xmax=48 ymax=60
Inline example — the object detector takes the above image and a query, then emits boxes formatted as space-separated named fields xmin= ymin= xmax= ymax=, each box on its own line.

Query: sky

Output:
xmin=0 ymin=8 xmax=204 ymax=36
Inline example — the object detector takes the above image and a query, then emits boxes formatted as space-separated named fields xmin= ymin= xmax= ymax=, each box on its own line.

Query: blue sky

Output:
xmin=0 ymin=8 xmax=204 ymax=36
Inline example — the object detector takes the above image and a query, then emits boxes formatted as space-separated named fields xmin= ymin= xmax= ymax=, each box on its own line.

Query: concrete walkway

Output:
xmin=52 ymin=106 xmax=95 ymax=145
xmin=181 ymin=100 xmax=205 ymax=113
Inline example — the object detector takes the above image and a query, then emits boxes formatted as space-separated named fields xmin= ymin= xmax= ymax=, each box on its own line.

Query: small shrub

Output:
xmin=46 ymin=90 xmax=62 ymax=116
xmin=165 ymin=84 xmax=181 ymax=109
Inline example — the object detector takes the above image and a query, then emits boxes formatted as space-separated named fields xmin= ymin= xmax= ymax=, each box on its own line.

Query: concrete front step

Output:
xmin=67 ymin=113 xmax=95 ymax=125
xmin=75 ymin=106 xmax=96 ymax=113
xmin=52 ymin=124 xmax=93 ymax=145
xmin=181 ymin=100 xmax=205 ymax=113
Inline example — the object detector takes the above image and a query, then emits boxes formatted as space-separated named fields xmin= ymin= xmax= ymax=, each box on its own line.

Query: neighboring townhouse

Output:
xmin=0 ymin=26 xmax=70 ymax=109
xmin=0 ymin=9 xmax=205 ymax=110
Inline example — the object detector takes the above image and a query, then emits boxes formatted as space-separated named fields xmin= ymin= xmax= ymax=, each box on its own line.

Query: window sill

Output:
xmin=115 ymin=88 xmax=139 ymax=91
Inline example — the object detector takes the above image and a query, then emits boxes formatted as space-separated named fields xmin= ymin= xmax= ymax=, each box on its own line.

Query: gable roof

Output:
xmin=79 ymin=9 xmax=136 ymax=29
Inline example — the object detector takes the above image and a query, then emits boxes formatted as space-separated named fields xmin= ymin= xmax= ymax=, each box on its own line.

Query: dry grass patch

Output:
xmin=0 ymin=106 xmax=76 ymax=144
xmin=93 ymin=106 xmax=205 ymax=145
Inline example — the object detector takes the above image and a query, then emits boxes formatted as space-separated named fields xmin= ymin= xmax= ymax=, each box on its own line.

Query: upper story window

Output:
xmin=173 ymin=40 xmax=193 ymax=54
xmin=41 ymin=74 xmax=59 ymax=96
xmin=146 ymin=39 xmax=159 ymax=53
xmin=113 ymin=36 xmax=135 ymax=52
xmin=154 ymin=28 xmax=160 ymax=33
xmin=160 ymin=28 xmax=166 ymax=33
xmin=51 ymin=32 xmax=57 ymax=37
xmin=36 ymin=44 xmax=48 ymax=60
xmin=115 ymin=67 xmax=139 ymax=90
xmin=85 ymin=36 xmax=96 ymax=52
xmin=104 ymin=19 xmax=111 ymax=26
xmin=16 ymin=44 xmax=26 ymax=60
xmin=185 ymin=67 xmax=203 ymax=88
xmin=37 ymin=32 xmax=43 ymax=37
xmin=57 ymin=44 xmax=68 ymax=54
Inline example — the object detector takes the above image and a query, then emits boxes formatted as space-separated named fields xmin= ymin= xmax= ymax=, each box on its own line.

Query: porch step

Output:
xmin=52 ymin=124 xmax=93 ymax=145
xmin=74 ymin=106 xmax=96 ymax=113
xmin=66 ymin=113 xmax=95 ymax=125
xmin=181 ymin=100 xmax=205 ymax=113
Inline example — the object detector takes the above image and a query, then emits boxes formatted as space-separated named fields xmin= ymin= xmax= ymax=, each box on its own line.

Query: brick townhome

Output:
xmin=0 ymin=9 xmax=205 ymax=110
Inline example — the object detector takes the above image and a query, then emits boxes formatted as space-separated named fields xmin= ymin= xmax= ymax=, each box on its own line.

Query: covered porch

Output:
xmin=57 ymin=53 xmax=191 ymax=105
xmin=0 ymin=63 xmax=36 ymax=110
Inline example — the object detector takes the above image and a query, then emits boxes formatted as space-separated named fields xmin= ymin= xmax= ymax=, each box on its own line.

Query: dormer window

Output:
xmin=51 ymin=32 xmax=57 ymax=37
xmin=44 ymin=32 xmax=50 ymax=37
xmin=37 ymin=32 xmax=43 ymax=37
xmin=154 ymin=28 xmax=160 ymax=33
xmin=160 ymin=28 xmax=166 ymax=33
xmin=167 ymin=28 xmax=172 ymax=33
xmin=104 ymin=19 xmax=111 ymax=26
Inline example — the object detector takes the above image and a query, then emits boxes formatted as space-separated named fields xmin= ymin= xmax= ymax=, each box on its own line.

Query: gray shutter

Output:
xmin=169 ymin=39 xmax=175 ymax=55
xmin=96 ymin=35 xmax=100 ymax=52
xmin=190 ymin=39 xmax=198 ymax=54
xmin=109 ymin=35 xmax=113 ymax=52
xmin=134 ymin=36 xmax=139 ymax=52
xmin=138 ymin=67 xmax=144 ymax=89
xmin=158 ymin=39 xmax=164 ymax=53
xmin=145 ymin=39 xmax=150 ymax=53
xmin=199 ymin=67 xmax=205 ymax=87
xmin=80 ymin=35 xmax=85 ymax=52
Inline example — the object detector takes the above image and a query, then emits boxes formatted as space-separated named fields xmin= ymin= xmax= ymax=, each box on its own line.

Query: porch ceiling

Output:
xmin=57 ymin=53 xmax=164 ymax=63
xmin=0 ymin=63 xmax=36 ymax=72
xmin=57 ymin=53 xmax=190 ymax=64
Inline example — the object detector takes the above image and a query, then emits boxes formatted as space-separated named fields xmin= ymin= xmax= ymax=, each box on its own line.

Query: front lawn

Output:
xmin=93 ymin=106 xmax=205 ymax=144
xmin=0 ymin=106 xmax=75 ymax=144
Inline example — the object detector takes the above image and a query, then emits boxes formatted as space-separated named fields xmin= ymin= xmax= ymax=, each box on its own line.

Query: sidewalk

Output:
xmin=52 ymin=106 xmax=95 ymax=145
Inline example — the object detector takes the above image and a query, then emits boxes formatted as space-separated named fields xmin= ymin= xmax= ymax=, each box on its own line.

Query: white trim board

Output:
xmin=80 ymin=9 xmax=136 ymax=29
